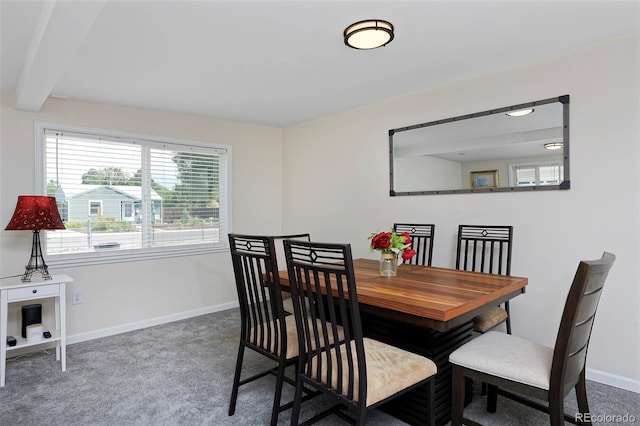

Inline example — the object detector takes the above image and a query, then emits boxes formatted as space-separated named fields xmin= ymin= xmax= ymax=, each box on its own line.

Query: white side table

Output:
xmin=0 ymin=274 xmax=72 ymax=387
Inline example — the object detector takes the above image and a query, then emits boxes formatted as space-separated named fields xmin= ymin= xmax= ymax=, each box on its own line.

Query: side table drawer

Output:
xmin=7 ymin=283 xmax=60 ymax=301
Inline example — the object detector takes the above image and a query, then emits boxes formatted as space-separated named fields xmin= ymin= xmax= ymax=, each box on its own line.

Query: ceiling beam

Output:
xmin=15 ymin=0 xmax=106 ymax=111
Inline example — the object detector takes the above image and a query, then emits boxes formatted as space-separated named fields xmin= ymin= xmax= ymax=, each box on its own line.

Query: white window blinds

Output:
xmin=511 ymin=162 xmax=563 ymax=187
xmin=37 ymin=123 xmax=230 ymax=266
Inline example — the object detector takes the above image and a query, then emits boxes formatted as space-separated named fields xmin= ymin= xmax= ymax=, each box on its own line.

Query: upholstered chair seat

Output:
xmin=249 ymin=315 xmax=298 ymax=359
xmin=282 ymin=295 xmax=295 ymax=315
xmin=449 ymin=252 xmax=615 ymax=426
xmin=284 ymin=240 xmax=438 ymax=425
xmin=310 ymin=337 xmax=437 ymax=407
xmin=450 ymin=331 xmax=553 ymax=390
xmin=251 ymin=316 xmax=345 ymax=360
xmin=472 ymin=306 xmax=509 ymax=334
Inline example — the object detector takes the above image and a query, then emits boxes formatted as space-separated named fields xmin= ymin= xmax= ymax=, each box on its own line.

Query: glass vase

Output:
xmin=379 ymin=253 xmax=398 ymax=277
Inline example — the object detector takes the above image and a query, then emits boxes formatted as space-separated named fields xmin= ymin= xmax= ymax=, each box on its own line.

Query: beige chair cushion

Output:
xmin=309 ymin=337 xmax=437 ymax=407
xmin=251 ymin=316 xmax=344 ymax=360
xmin=282 ymin=295 xmax=295 ymax=314
xmin=282 ymin=294 xmax=312 ymax=316
xmin=449 ymin=331 xmax=553 ymax=390
xmin=473 ymin=306 xmax=508 ymax=333
xmin=250 ymin=315 xmax=299 ymax=359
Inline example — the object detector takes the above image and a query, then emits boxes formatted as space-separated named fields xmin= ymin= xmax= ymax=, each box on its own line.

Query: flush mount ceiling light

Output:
xmin=544 ymin=142 xmax=564 ymax=150
xmin=344 ymin=19 xmax=394 ymax=50
xmin=506 ymin=108 xmax=534 ymax=117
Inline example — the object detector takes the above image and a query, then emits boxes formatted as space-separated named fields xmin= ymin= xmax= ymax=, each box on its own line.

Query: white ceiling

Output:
xmin=1 ymin=0 xmax=638 ymax=128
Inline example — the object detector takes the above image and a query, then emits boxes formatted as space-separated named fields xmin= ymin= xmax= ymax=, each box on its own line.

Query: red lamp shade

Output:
xmin=5 ymin=195 xmax=65 ymax=231
xmin=5 ymin=195 xmax=65 ymax=282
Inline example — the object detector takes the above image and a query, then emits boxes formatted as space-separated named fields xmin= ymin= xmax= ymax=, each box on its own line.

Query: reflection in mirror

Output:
xmin=389 ymin=95 xmax=570 ymax=195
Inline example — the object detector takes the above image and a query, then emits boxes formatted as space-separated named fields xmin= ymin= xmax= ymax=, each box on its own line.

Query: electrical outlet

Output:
xmin=72 ymin=290 xmax=83 ymax=305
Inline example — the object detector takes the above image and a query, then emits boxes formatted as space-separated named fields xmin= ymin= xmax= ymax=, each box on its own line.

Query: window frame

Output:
xmin=88 ymin=200 xmax=102 ymax=217
xmin=121 ymin=201 xmax=134 ymax=221
xmin=508 ymin=160 xmax=564 ymax=187
xmin=35 ymin=121 xmax=232 ymax=268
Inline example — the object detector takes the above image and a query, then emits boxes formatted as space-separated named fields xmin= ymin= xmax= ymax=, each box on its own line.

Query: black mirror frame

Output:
xmin=389 ymin=95 xmax=570 ymax=196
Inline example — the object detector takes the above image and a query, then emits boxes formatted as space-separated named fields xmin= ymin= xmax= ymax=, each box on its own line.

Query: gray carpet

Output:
xmin=1 ymin=308 xmax=638 ymax=425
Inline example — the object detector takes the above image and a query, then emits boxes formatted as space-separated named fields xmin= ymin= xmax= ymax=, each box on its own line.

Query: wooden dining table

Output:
xmin=278 ymin=258 xmax=528 ymax=426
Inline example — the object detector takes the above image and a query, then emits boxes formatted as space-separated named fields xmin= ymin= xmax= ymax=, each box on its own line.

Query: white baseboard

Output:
xmin=586 ymin=368 xmax=640 ymax=394
xmin=66 ymin=301 xmax=239 ymax=346
xmin=64 ymin=303 xmax=639 ymax=396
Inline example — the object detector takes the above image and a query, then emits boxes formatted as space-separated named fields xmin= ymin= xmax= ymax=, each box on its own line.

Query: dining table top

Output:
xmin=278 ymin=258 xmax=528 ymax=331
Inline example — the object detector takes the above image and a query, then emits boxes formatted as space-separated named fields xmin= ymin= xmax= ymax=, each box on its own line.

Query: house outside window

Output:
xmin=37 ymin=122 xmax=231 ymax=267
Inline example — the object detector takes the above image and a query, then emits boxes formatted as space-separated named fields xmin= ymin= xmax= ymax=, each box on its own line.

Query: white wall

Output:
xmin=395 ymin=155 xmax=462 ymax=192
xmin=282 ymin=35 xmax=640 ymax=391
xmin=0 ymin=94 xmax=283 ymax=338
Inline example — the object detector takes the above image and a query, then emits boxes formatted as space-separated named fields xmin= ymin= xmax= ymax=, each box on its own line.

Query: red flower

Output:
xmin=370 ymin=232 xmax=392 ymax=250
xmin=401 ymin=232 xmax=412 ymax=245
xmin=401 ymin=248 xmax=416 ymax=261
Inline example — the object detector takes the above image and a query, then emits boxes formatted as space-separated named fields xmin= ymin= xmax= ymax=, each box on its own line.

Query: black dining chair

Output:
xmin=456 ymin=225 xmax=514 ymax=334
xmin=271 ymin=233 xmax=311 ymax=315
xmin=393 ymin=223 xmax=435 ymax=266
xmin=227 ymin=234 xmax=300 ymax=426
xmin=284 ymin=239 xmax=438 ymax=425
xmin=449 ymin=252 xmax=615 ymax=426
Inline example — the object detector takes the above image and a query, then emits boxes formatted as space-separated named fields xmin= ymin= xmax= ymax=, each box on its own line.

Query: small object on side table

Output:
xmin=43 ymin=331 xmax=52 ymax=339
xmin=6 ymin=336 xmax=16 ymax=347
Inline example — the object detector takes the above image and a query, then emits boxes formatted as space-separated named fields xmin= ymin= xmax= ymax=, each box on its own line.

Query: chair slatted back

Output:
xmin=272 ymin=233 xmax=311 ymax=271
xmin=283 ymin=240 xmax=366 ymax=404
xmin=456 ymin=225 xmax=513 ymax=275
xmin=393 ymin=223 xmax=435 ymax=266
xmin=551 ymin=252 xmax=615 ymax=396
xmin=229 ymin=234 xmax=286 ymax=358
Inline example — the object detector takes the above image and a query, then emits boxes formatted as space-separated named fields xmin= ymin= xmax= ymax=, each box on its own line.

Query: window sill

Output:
xmin=47 ymin=244 xmax=229 ymax=269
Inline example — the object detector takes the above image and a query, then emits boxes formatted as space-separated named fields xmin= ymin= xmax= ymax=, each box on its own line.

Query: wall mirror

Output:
xmin=389 ymin=95 xmax=570 ymax=195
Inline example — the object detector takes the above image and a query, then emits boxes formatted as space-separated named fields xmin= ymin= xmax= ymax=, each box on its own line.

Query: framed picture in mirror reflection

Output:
xmin=471 ymin=170 xmax=499 ymax=188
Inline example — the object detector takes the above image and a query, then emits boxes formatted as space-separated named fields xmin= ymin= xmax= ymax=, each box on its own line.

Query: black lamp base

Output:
xmin=21 ymin=265 xmax=52 ymax=283
xmin=21 ymin=230 xmax=52 ymax=283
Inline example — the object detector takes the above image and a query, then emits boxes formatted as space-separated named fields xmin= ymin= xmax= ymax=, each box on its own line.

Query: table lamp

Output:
xmin=5 ymin=195 xmax=65 ymax=282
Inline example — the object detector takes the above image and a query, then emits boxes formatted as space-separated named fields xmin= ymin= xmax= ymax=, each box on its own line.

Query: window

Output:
xmin=89 ymin=200 xmax=102 ymax=216
xmin=121 ymin=202 xmax=134 ymax=221
xmin=509 ymin=161 xmax=563 ymax=187
xmin=36 ymin=122 xmax=231 ymax=267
